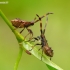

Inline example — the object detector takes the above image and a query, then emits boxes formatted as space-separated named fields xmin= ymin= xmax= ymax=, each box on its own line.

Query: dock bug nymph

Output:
xmin=26 ymin=15 xmax=53 ymax=60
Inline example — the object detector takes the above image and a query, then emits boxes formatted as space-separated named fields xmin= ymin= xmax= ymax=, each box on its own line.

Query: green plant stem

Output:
xmin=14 ymin=45 xmax=23 ymax=70
xmin=0 ymin=10 xmax=23 ymax=42
xmin=0 ymin=10 xmax=24 ymax=70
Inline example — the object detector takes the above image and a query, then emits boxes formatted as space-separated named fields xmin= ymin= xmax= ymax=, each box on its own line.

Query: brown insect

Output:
xmin=26 ymin=15 xmax=53 ymax=60
xmin=11 ymin=13 xmax=53 ymax=40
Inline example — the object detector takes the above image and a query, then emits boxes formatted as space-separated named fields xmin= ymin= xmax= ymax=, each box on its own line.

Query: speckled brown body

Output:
xmin=41 ymin=35 xmax=53 ymax=58
xmin=11 ymin=18 xmax=34 ymax=28
xmin=11 ymin=13 xmax=53 ymax=29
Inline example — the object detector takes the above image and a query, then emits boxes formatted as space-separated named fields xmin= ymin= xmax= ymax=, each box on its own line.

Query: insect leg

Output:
xmin=41 ymin=48 xmax=44 ymax=60
xmin=20 ymin=28 xmax=25 ymax=33
xmin=41 ymin=12 xmax=53 ymax=19
xmin=26 ymin=28 xmax=33 ymax=40
xmin=36 ymin=14 xmax=42 ymax=34
xmin=25 ymin=42 xmax=41 ymax=55
xmin=33 ymin=17 xmax=36 ymax=22
xmin=25 ymin=36 xmax=40 ymax=42
xmin=25 ymin=37 xmax=37 ymax=42
xmin=29 ymin=43 xmax=41 ymax=51
xmin=23 ymin=28 xmax=33 ymax=40
xmin=43 ymin=16 xmax=48 ymax=34
xmin=24 ymin=32 xmax=30 ymax=40
xmin=34 ymin=17 xmax=36 ymax=20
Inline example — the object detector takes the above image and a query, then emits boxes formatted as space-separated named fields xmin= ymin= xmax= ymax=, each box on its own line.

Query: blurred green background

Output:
xmin=0 ymin=0 xmax=70 ymax=70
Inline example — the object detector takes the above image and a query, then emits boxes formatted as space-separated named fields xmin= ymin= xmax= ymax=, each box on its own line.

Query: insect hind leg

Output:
xmin=25 ymin=36 xmax=41 ymax=43
xmin=29 ymin=43 xmax=41 ymax=51
xmin=43 ymin=16 xmax=48 ymax=34
xmin=20 ymin=28 xmax=25 ymax=33
xmin=26 ymin=28 xmax=33 ymax=40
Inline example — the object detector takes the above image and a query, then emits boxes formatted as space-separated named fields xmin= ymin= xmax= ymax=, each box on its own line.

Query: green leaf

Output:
xmin=46 ymin=64 xmax=57 ymax=70
xmin=0 ymin=9 xmax=63 ymax=70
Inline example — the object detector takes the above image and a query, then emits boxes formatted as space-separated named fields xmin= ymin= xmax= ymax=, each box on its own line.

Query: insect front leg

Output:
xmin=29 ymin=43 xmax=41 ymax=51
xmin=25 ymin=36 xmax=40 ymax=42
xmin=25 ymin=28 xmax=33 ymax=40
xmin=25 ymin=43 xmax=41 ymax=56
xmin=20 ymin=28 xmax=25 ymax=33
xmin=24 ymin=32 xmax=30 ymax=40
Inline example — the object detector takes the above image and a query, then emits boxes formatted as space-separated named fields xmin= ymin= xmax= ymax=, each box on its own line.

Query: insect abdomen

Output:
xmin=11 ymin=19 xmax=25 ymax=28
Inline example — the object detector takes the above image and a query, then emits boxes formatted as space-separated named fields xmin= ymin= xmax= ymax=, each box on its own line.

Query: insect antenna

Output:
xmin=34 ymin=12 xmax=53 ymax=23
xmin=36 ymin=14 xmax=43 ymax=34
xmin=43 ymin=16 xmax=48 ymax=34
